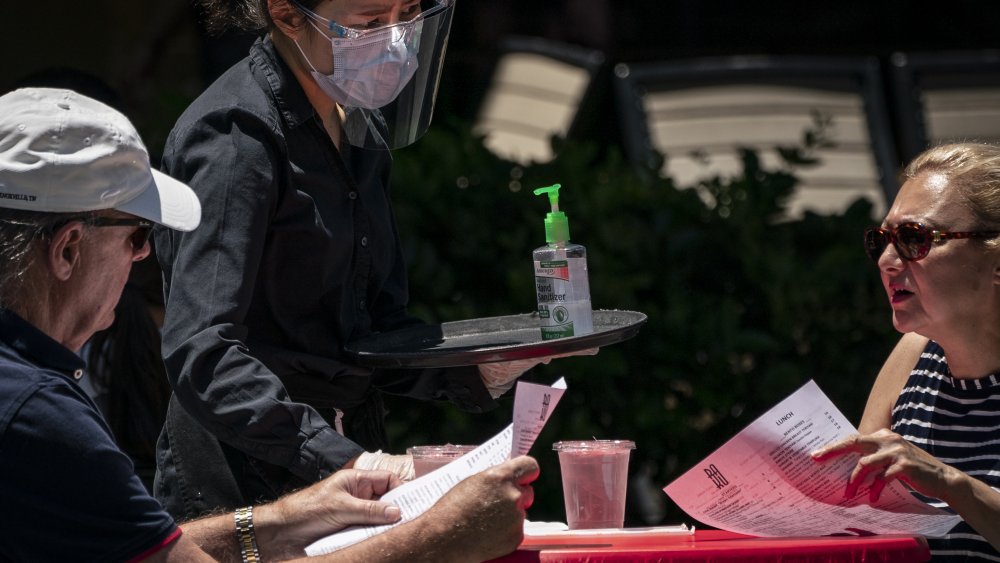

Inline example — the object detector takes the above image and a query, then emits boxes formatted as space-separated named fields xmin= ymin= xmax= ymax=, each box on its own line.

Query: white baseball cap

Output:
xmin=0 ymin=87 xmax=200 ymax=231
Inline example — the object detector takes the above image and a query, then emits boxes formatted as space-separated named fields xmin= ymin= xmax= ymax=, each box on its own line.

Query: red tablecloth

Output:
xmin=490 ymin=529 xmax=930 ymax=563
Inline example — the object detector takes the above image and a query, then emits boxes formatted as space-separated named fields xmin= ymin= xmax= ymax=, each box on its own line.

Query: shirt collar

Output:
xmin=250 ymin=35 xmax=317 ymax=129
xmin=0 ymin=308 xmax=86 ymax=379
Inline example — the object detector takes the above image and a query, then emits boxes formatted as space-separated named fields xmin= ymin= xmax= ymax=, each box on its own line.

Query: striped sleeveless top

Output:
xmin=891 ymin=339 xmax=1000 ymax=561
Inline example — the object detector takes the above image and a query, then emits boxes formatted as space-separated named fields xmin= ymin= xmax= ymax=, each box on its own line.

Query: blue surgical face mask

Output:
xmin=293 ymin=14 xmax=421 ymax=109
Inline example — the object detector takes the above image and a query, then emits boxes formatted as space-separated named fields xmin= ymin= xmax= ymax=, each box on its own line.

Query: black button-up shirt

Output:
xmin=155 ymin=36 xmax=496 ymax=489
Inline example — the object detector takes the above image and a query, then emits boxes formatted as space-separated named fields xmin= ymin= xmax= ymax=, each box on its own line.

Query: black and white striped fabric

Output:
xmin=891 ymin=339 xmax=1000 ymax=561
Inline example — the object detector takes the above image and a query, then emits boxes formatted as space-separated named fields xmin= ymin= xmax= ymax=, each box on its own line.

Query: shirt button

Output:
xmin=359 ymin=299 xmax=366 ymax=310
xmin=73 ymin=369 xmax=83 ymax=380
xmin=360 ymin=236 xmax=368 ymax=247
xmin=348 ymin=191 xmax=358 ymax=200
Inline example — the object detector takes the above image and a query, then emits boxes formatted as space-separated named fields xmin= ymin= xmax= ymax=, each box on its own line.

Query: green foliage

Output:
xmin=384 ymin=119 xmax=898 ymax=525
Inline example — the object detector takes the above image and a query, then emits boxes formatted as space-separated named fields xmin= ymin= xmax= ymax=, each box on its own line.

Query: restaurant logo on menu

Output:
xmin=704 ymin=463 xmax=729 ymax=489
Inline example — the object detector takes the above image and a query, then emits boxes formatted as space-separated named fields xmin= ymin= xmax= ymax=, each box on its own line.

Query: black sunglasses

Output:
xmin=53 ymin=215 xmax=154 ymax=250
xmin=864 ymin=222 xmax=1000 ymax=263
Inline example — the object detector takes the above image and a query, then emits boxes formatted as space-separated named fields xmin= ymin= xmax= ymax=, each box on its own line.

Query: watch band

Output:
xmin=234 ymin=506 xmax=261 ymax=563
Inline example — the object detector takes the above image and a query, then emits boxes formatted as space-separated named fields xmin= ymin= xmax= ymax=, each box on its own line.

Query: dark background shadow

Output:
xmin=4 ymin=0 xmax=999 ymax=157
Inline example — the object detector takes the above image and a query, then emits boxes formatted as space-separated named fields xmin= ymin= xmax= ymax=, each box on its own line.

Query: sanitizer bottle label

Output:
xmin=534 ymin=258 xmax=593 ymax=340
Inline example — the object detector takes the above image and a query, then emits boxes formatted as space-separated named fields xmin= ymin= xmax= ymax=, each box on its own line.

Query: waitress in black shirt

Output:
xmin=154 ymin=0 xmax=563 ymax=518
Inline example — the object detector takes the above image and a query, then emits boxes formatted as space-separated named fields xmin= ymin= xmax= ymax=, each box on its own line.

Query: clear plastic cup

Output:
xmin=553 ymin=440 xmax=636 ymax=529
xmin=406 ymin=444 xmax=477 ymax=477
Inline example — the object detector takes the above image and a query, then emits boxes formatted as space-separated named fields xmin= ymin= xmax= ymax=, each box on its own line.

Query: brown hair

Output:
xmin=196 ymin=0 xmax=321 ymax=34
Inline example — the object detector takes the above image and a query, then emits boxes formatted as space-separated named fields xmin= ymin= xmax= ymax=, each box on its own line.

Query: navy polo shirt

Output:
xmin=0 ymin=309 xmax=177 ymax=561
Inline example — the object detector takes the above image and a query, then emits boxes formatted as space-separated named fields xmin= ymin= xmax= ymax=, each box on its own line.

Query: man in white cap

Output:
xmin=0 ymin=87 xmax=538 ymax=562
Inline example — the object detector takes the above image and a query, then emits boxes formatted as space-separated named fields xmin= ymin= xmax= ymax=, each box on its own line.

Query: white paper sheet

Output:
xmin=664 ymin=380 xmax=961 ymax=538
xmin=305 ymin=377 xmax=567 ymax=556
xmin=512 ymin=377 xmax=566 ymax=457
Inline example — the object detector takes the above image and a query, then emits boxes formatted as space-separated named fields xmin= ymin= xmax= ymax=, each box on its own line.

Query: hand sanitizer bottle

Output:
xmin=532 ymin=184 xmax=593 ymax=340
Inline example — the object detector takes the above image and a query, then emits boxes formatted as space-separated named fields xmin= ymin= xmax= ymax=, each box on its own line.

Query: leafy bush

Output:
xmin=384 ymin=119 xmax=898 ymax=525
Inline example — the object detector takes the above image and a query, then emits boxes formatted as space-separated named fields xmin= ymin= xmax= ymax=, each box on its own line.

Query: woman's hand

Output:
xmin=353 ymin=450 xmax=415 ymax=481
xmin=811 ymin=428 xmax=959 ymax=502
xmin=478 ymin=348 xmax=599 ymax=398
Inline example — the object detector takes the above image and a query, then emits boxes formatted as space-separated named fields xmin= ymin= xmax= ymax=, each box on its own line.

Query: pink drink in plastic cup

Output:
xmin=407 ymin=444 xmax=477 ymax=477
xmin=553 ymin=440 xmax=636 ymax=529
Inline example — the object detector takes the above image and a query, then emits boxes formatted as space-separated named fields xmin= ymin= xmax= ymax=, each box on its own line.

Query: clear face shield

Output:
xmin=292 ymin=0 xmax=456 ymax=150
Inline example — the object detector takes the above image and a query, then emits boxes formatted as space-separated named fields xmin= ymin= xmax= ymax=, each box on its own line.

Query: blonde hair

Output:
xmin=905 ymin=142 xmax=1000 ymax=229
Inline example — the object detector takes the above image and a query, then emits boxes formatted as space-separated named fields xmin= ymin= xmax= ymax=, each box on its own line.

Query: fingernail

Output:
xmin=385 ymin=506 xmax=401 ymax=520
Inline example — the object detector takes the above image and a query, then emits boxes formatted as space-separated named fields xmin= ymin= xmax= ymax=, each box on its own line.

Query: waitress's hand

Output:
xmin=355 ymin=450 xmax=415 ymax=481
xmin=478 ymin=348 xmax=599 ymax=398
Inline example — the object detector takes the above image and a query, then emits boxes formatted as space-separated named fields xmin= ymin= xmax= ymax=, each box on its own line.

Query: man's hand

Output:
xmin=420 ymin=455 xmax=540 ymax=561
xmin=258 ymin=469 xmax=403 ymax=560
xmin=257 ymin=456 xmax=538 ymax=562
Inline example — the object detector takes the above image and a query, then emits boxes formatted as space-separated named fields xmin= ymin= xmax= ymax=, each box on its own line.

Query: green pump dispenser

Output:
xmin=531 ymin=183 xmax=593 ymax=339
xmin=533 ymin=184 xmax=570 ymax=244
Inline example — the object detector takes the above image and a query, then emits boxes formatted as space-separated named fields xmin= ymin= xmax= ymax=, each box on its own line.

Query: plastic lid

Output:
xmin=406 ymin=444 xmax=477 ymax=457
xmin=553 ymin=440 xmax=636 ymax=452
xmin=533 ymin=184 xmax=571 ymax=243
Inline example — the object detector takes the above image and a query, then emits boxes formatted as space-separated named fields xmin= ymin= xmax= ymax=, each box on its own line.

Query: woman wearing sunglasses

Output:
xmin=812 ymin=143 xmax=1000 ymax=559
xmin=151 ymin=0 xmax=566 ymax=520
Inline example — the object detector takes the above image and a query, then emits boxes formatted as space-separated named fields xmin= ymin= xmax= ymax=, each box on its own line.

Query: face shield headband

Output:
xmin=294 ymin=0 xmax=450 ymax=39
xmin=291 ymin=0 xmax=456 ymax=150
